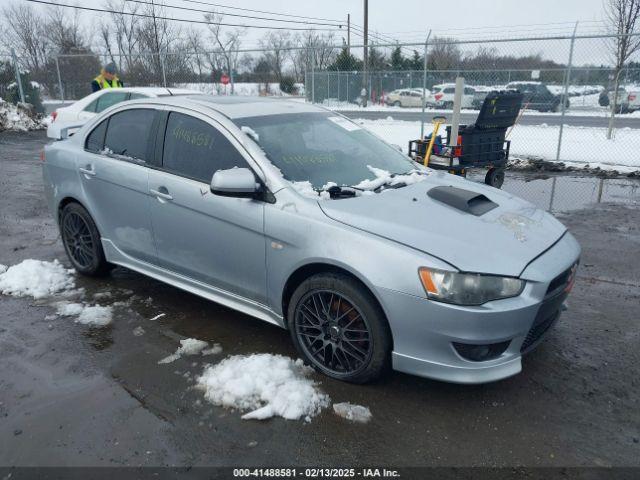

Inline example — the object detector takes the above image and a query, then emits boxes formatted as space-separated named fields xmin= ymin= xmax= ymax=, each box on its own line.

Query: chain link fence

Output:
xmin=3 ymin=32 xmax=639 ymax=213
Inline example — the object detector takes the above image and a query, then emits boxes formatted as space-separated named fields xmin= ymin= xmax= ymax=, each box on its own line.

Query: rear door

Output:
xmin=78 ymin=108 xmax=158 ymax=264
xmin=148 ymin=109 xmax=267 ymax=303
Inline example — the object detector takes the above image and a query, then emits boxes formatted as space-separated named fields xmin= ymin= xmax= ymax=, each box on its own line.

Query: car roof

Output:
xmin=134 ymin=95 xmax=326 ymax=119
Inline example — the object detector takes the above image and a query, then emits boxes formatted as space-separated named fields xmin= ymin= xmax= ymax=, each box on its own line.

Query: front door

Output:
xmin=148 ymin=111 xmax=267 ymax=303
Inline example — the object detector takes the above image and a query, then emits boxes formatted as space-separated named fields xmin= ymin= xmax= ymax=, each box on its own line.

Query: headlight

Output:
xmin=419 ymin=267 xmax=524 ymax=305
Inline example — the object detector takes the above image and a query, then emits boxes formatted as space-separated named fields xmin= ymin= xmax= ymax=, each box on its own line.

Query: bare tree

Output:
xmin=46 ymin=6 xmax=87 ymax=54
xmin=1 ymin=4 xmax=50 ymax=75
xmin=427 ymin=37 xmax=462 ymax=71
xmin=606 ymin=0 xmax=640 ymax=138
xmin=101 ymin=0 xmax=142 ymax=72
xmin=292 ymin=31 xmax=337 ymax=82
xmin=260 ymin=31 xmax=291 ymax=82
xmin=185 ymin=26 xmax=205 ymax=80
xmin=204 ymin=11 xmax=244 ymax=94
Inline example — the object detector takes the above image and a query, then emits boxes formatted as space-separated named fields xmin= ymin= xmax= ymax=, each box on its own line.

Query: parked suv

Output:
xmin=505 ymin=81 xmax=569 ymax=112
xmin=425 ymin=83 xmax=475 ymax=109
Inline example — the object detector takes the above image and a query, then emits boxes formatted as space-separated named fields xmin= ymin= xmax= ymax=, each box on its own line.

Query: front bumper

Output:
xmin=378 ymin=232 xmax=580 ymax=384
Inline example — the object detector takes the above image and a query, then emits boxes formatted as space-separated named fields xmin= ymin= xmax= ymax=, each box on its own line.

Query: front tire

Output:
xmin=287 ymin=273 xmax=391 ymax=383
xmin=60 ymin=203 xmax=112 ymax=276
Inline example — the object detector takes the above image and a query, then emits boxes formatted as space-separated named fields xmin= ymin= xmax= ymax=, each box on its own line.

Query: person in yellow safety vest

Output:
xmin=91 ymin=62 xmax=124 ymax=92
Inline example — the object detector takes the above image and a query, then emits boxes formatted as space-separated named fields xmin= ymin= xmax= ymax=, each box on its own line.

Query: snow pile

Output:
xmin=0 ymin=99 xmax=44 ymax=132
xmin=56 ymin=301 xmax=114 ymax=326
xmin=354 ymin=166 xmax=429 ymax=191
xmin=196 ymin=354 xmax=330 ymax=421
xmin=158 ymin=338 xmax=210 ymax=364
xmin=333 ymin=402 xmax=372 ymax=423
xmin=0 ymin=259 xmax=75 ymax=299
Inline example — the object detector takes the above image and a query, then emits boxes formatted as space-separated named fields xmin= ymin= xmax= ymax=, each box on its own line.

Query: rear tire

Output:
xmin=287 ymin=273 xmax=391 ymax=384
xmin=60 ymin=203 xmax=112 ymax=277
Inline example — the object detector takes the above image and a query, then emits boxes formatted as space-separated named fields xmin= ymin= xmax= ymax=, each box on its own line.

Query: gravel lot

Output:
xmin=0 ymin=131 xmax=638 ymax=472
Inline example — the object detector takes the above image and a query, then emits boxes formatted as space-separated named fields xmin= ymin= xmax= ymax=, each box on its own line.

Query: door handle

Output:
xmin=79 ymin=166 xmax=96 ymax=177
xmin=149 ymin=188 xmax=173 ymax=201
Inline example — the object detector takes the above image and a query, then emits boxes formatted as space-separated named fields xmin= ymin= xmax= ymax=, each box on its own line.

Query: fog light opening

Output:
xmin=452 ymin=341 xmax=511 ymax=362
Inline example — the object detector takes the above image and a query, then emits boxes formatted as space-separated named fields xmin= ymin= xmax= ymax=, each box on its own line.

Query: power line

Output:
xmin=22 ymin=0 xmax=344 ymax=31
xmin=165 ymin=0 xmax=345 ymax=23
xmin=124 ymin=0 xmax=343 ymax=27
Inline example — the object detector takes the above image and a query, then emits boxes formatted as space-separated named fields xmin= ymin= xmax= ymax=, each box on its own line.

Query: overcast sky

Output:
xmin=21 ymin=0 xmax=613 ymax=64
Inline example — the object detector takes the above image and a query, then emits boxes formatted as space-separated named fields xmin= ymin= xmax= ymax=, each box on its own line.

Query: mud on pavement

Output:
xmin=0 ymin=131 xmax=639 ymax=472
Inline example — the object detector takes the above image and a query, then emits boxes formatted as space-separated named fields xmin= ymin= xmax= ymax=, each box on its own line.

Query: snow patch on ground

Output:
xmin=0 ymin=99 xmax=44 ymax=131
xmin=333 ymin=402 xmax=372 ymax=423
xmin=0 ymin=259 xmax=75 ymax=299
xmin=158 ymin=338 xmax=210 ymax=364
xmin=55 ymin=301 xmax=113 ymax=326
xmin=202 ymin=344 xmax=223 ymax=356
xmin=196 ymin=354 xmax=330 ymax=421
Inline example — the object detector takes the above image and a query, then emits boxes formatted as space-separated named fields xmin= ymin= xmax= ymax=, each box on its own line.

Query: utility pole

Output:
xmin=150 ymin=0 xmax=163 ymax=85
xmin=347 ymin=14 xmax=351 ymax=56
xmin=362 ymin=0 xmax=368 ymax=107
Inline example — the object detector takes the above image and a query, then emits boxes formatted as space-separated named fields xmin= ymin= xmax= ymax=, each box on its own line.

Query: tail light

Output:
xmin=435 ymin=93 xmax=443 ymax=101
xmin=51 ymin=111 xmax=58 ymax=122
xmin=40 ymin=149 xmax=45 ymax=162
xmin=628 ymin=94 xmax=636 ymax=101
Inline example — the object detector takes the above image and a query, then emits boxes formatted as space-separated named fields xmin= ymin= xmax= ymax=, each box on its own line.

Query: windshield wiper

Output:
xmin=321 ymin=185 xmax=365 ymax=199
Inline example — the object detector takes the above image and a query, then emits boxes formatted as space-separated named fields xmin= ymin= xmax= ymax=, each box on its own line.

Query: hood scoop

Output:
xmin=427 ymin=186 xmax=498 ymax=216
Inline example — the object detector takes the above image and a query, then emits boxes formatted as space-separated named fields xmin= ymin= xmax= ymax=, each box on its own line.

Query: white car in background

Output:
xmin=427 ymin=83 xmax=476 ymax=109
xmin=385 ymin=88 xmax=425 ymax=107
xmin=48 ymin=87 xmax=198 ymax=132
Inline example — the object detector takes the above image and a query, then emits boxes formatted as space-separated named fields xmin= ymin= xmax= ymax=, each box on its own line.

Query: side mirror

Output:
xmin=210 ymin=167 xmax=260 ymax=198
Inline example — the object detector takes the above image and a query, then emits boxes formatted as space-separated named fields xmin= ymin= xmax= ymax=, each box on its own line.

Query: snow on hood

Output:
xmin=319 ymin=174 xmax=567 ymax=277
xmin=290 ymin=166 xmax=430 ymax=200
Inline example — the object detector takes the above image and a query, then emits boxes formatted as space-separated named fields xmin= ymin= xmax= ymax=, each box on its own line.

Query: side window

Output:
xmin=128 ymin=92 xmax=148 ymax=100
xmin=464 ymin=87 xmax=475 ymax=95
xmin=85 ymin=119 xmax=108 ymax=153
xmin=84 ymin=99 xmax=99 ymax=113
xmin=104 ymin=109 xmax=156 ymax=161
xmin=162 ymin=112 xmax=247 ymax=183
xmin=96 ymin=91 xmax=129 ymax=113
xmin=443 ymin=87 xmax=455 ymax=94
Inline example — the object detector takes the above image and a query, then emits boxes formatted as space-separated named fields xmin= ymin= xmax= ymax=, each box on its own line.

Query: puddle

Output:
xmin=468 ymin=171 xmax=640 ymax=213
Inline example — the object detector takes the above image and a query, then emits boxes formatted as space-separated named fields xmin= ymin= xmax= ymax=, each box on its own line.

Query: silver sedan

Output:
xmin=43 ymin=96 xmax=580 ymax=384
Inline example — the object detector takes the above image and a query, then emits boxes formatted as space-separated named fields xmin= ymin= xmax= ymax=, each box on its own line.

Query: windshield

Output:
xmin=234 ymin=112 xmax=418 ymax=190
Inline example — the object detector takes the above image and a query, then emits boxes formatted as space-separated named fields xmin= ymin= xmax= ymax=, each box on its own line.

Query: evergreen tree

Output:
xmin=329 ymin=47 xmax=363 ymax=71
xmin=390 ymin=46 xmax=405 ymax=70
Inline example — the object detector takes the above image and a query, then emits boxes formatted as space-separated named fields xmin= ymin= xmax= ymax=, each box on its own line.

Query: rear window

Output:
xmin=96 ymin=91 xmax=129 ymax=113
xmin=161 ymin=112 xmax=247 ymax=182
xmin=103 ymin=109 xmax=156 ymax=162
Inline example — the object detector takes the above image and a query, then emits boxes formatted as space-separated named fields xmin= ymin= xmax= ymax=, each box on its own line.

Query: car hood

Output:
xmin=318 ymin=173 xmax=566 ymax=277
